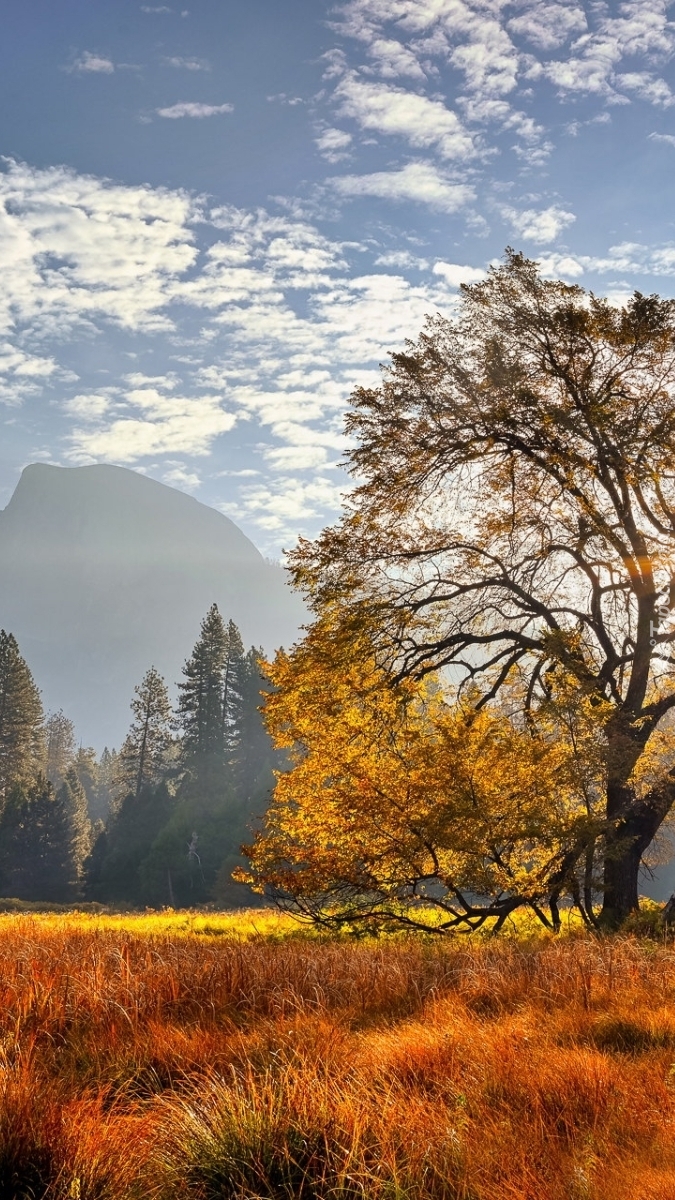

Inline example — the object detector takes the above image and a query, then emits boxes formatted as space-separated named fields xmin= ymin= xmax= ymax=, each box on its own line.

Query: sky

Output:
xmin=1 ymin=0 xmax=675 ymax=554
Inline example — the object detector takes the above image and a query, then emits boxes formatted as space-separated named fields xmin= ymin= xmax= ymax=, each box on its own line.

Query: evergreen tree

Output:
xmin=221 ymin=619 xmax=246 ymax=763
xmin=96 ymin=747 xmax=120 ymax=821
xmin=72 ymin=746 xmax=100 ymax=822
xmin=55 ymin=764 xmax=92 ymax=896
xmin=119 ymin=667 xmax=172 ymax=797
xmin=212 ymin=647 xmax=276 ymax=908
xmin=86 ymin=781 xmax=174 ymax=905
xmin=0 ymin=631 xmax=44 ymax=808
xmin=135 ymin=606 xmax=239 ymax=906
xmin=44 ymin=710 xmax=75 ymax=790
xmin=178 ymin=604 xmax=228 ymax=789
xmin=233 ymin=647 xmax=275 ymax=799
xmin=0 ymin=768 xmax=91 ymax=902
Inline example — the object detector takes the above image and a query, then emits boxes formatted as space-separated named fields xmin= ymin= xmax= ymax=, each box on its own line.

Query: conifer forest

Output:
xmin=0 ymin=604 xmax=274 ymax=909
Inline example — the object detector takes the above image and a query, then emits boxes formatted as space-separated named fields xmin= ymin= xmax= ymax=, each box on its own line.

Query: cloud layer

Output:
xmin=4 ymin=0 xmax=675 ymax=552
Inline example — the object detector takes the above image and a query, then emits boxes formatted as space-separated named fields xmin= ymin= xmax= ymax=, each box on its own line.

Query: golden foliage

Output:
xmin=241 ymin=620 xmax=605 ymax=931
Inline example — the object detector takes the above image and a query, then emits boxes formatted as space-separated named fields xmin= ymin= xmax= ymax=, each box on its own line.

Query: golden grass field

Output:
xmin=2 ymin=909 xmax=675 ymax=1199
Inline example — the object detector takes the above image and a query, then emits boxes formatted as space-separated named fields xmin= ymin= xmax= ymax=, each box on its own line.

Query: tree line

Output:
xmin=0 ymin=604 xmax=274 ymax=907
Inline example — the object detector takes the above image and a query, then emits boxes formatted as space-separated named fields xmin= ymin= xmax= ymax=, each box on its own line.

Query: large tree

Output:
xmin=178 ymin=604 xmax=229 ymax=788
xmin=119 ymin=666 xmax=173 ymax=798
xmin=0 ymin=768 xmax=91 ymax=903
xmin=290 ymin=251 xmax=675 ymax=928
xmin=44 ymin=710 xmax=75 ymax=791
xmin=241 ymin=620 xmax=585 ymax=932
xmin=0 ymin=630 xmax=43 ymax=807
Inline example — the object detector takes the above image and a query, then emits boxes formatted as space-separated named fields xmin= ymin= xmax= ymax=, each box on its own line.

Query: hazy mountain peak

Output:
xmin=4 ymin=463 xmax=263 ymax=567
xmin=0 ymin=464 xmax=305 ymax=748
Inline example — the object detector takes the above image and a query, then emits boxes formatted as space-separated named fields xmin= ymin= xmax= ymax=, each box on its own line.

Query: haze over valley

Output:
xmin=0 ymin=463 xmax=305 ymax=748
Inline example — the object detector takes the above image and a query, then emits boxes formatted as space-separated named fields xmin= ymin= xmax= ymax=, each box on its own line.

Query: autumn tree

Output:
xmin=242 ymin=619 xmax=603 ymax=931
xmin=289 ymin=251 xmax=675 ymax=928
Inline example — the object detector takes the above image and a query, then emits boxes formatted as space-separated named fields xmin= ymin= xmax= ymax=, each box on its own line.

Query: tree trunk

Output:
xmin=600 ymin=831 xmax=643 ymax=928
xmin=599 ymin=727 xmax=652 ymax=929
xmin=599 ymin=782 xmax=675 ymax=928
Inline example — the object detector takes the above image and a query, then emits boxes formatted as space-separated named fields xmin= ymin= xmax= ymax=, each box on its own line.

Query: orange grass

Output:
xmin=0 ymin=918 xmax=675 ymax=1198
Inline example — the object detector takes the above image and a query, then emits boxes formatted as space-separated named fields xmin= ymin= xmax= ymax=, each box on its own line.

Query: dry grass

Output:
xmin=1 ymin=913 xmax=675 ymax=1198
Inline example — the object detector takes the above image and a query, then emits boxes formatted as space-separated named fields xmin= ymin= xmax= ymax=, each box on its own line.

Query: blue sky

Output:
xmin=1 ymin=0 xmax=675 ymax=553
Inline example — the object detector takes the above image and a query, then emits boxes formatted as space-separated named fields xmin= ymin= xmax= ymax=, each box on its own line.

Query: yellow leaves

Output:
xmin=628 ymin=719 xmax=675 ymax=801
xmin=245 ymin=616 xmax=595 ymax=925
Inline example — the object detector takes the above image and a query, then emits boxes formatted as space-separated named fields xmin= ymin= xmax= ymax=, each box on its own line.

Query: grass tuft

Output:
xmin=0 ymin=912 xmax=672 ymax=1197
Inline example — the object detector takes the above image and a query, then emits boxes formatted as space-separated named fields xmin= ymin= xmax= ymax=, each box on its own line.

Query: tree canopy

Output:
xmin=266 ymin=251 xmax=675 ymax=928
xmin=0 ymin=630 xmax=43 ymax=806
xmin=242 ymin=619 xmax=602 ymax=932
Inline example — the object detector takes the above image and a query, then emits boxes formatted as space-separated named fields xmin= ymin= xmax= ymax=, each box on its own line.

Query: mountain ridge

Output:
xmin=0 ymin=464 xmax=305 ymax=748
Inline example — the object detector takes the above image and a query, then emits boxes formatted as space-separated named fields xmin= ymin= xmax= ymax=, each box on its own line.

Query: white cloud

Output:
xmin=0 ymin=343 xmax=58 ymax=380
xmin=156 ymin=102 xmax=234 ymax=118
xmin=335 ymin=0 xmax=520 ymax=97
xmin=334 ymin=74 xmax=476 ymax=159
xmin=0 ymin=160 xmax=199 ymax=335
xmin=432 ymin=261 xmax=485 ymax=287
xmin=502 ymin=204 xmax=576 ymax=244
xmin=542 ymin=0 xmax=675 ymax=102
xmin=534 ymin=242 xmax=675 ymax=282
xmin=263 ymin=444 xmax=333 ymax=472
xmin=330 ymin=161 xmax=474 ymax=211
xmin=68 ymin=51 xmax=115 ymax=74
xmin=582 ymin=242 xmax=675 ymax=277
xmin=162 ymin=463 xmax=201 ymax=489
xmin=315 ymin=127 xmax=353 ymax=162
xmin=221 ymin=475 xmax=348 ymax=539
xmin=649 ymin=131 xmax=675 ymax=147
xmin=63 ymin=392 xmax=114 ymax=421
xmin=374 ymin=250 xmax=429 ymax=269
xmin=68 ymin=386 xmax=237 ymax=462
xmin=0 ymin=343 xmax=61 ymax=405
xmin=366 ymin=37 xmax=428 ymax=79
xmin=162 ymin=56 xmax=210 ymax=70
xmin=537 ymin=253 xmax=585 ymax=278
xmin=141 ymin=5 xmax=172 ymax=11
xmin=329 ymin=0 xmax=675 ymax=179
xmin=616 ymin=72 xmax=675 ymax=107
xmin=507 ymin=3 xmax=587 ymax=51
xmin=267 ymin=93 xmax=305 ymax=106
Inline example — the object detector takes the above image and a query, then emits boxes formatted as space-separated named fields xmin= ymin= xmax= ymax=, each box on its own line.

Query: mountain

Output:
xmin=0 ymin=464 xmax=306 ymax=748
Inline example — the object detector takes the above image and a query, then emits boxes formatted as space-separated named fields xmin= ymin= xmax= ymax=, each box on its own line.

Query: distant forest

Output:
xmin=0 ymin=604 xmax=275 ymax=907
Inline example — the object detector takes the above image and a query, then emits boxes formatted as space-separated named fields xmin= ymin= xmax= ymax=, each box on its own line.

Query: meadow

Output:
xmin=1 ymin=911 xmax=675 ymax=1199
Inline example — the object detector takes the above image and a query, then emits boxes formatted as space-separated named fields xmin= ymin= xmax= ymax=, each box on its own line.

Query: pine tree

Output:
xmin=87 ymin=781 xmax=174 ymax=905
xmin=222 ymin=619 xmax=246 ymax=764
xmin=0 ymin=631 xmax=44 ymax=808
xmin=119 ymin=667 xmax=172 ymax=798
xmin=0 ymin=767 xmax=91 ymax=902
xmin=233 ymin=647 xmax=274 ymax=799
xmin=212 ymin=646 xmax=276 ymax=908
xmin=72 ymin=746 xmax=99 ymax=820
xmin=44 ymin=710 xmax=75 ymax=790
xmin=178 ymin=605 xmax=228 ymax=788
xmin=137 ymin=606 xmax=239 ymax=906
xmin=54 ymin=764 xmax=92 ymax=897
xmin=96 ymin=747 xmax=120 ymax=820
